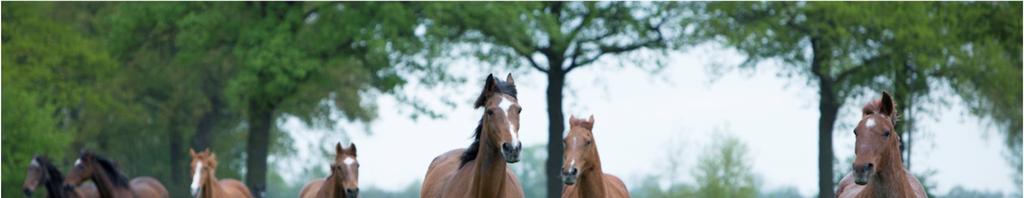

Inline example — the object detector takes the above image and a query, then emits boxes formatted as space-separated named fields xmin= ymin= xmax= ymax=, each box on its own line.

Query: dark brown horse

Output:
xmin=63 ymin=151 xmax=169 ymax=198
xmin=189 ymin=148 xmax=253 ymax=198
xmin=420 ymin=73 xmax=525 ymax=198
xmin=300 ymin=143 xmax=360 ymax=198
xmin=561 ymin=115 xmax=629 ymax=198
xmin=836 ymin=91 xmax=926 ymax=198
xmin=22 ymin=155 xmax=98 ymax=198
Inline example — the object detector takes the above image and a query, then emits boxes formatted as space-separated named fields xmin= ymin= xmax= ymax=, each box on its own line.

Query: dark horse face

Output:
xmin=64 ymin=152 xmax=97 ymax=189
xmin=332 ymin=143 xmax=359 ymax=198
xmin=562 ymin=115 xmax=596 ymax=185
xmin=189 ymin=148 xmax=217 ymax=197
xmin=852 ymin=92 xmax=899 ymax=185
xmin=22 ymin=156 xmax=47 ymax=196
xmin=476 ymin=74 xmax=523 ymax=163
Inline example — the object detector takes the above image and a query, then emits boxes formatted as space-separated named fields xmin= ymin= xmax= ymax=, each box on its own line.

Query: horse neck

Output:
xmin=862 ymin=144 xmax=913 ymax=197
xmin=201 ymin=169 xmax=222 ymax=198
xmin=89 ymin=166 xmax=125 ymax=198
xmin=470 ymin=127 xmax=508 ymax=197
xmin=40 ymin=164 xmax=68 ymax=197
xmin=575 ymin=145 xmax=607 ymax=198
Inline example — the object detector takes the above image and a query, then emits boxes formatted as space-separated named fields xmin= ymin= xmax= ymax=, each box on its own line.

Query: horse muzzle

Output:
xmin=853 ymin=163 xmax=874 ymax=185
xmin=501 ymin=142 xmax=522 ymax=163
xmin=23 ymin=188 xmax=33 ymax=197
xmin=562 ymin=167 xmax=579 ymax=185
xmin=345 ymin=188 xmax=359 ymax=198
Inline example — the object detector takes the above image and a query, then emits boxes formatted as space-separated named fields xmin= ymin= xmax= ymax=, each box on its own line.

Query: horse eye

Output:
xmin=486 ymin=109 xmax=494 ymax=115
xmin=585 ymin=140 xmax=592 ymax=145
xmin=853 ymin=130 xmax=857 ymax=136
xmin=884 ymin=131 xmax=891 ymax=138
xmin=517 ymin=108 xmax=522 ymax=114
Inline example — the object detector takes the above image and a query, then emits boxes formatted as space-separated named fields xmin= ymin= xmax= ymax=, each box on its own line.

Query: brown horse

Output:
xmin=63 ymin=151 xmax=169 ymax=198
xmin=22 ymin=155 xmax=99 ymax=198
xmin=189 ymin=148 xmax=253 ymax=198
xmin=299 ymin=143 xmax=360 ymax=198
xmin=420 ymin=73 xmax=525 ymax=198
xmin=836 ymin=91 xmax=927 ymax=198
xmin=561 ymin=115 xmax=629 ymax=198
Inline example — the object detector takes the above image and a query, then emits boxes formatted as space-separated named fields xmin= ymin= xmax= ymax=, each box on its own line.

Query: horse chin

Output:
xmin=562 ymin=175 xmax=577 ymax=185
xmin=853 ymin=172 xmax=871 ymax=185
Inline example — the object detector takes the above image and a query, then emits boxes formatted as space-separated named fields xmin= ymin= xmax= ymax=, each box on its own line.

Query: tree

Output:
xmin=421 ymin=2 xmax=690 ymax=196
xmin=691 ymin=2 xmax=1021 ymax=197
xmin=692 ymin=133 xmax=759 ymax=198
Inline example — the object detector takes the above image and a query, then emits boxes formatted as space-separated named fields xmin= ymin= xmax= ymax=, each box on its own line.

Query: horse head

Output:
xmin=852 ymin=91 xmax=901 ymax=185
xmin=562 ymin=115 xmax=597 ymax=185
xmin=189 ymin=148 xmax=218 ymax=197
xmin=332 ymin=142 xmax=360 ymax=198
xmin=473 ymin=73 xmax=523 ymax=163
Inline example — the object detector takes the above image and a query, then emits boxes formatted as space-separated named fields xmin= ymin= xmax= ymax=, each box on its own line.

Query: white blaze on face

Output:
xmin=74 ymin=159 xmax=81 ymax=166
xmin=498 ymin=97 xmax=520 ymax=146
xmin=191 ymin=161 xmax=203 ymax=194
xmin=866 ymin=118 xmax=876 ymax=129
xmin=343 ymin=157 xmax=355 ymax=166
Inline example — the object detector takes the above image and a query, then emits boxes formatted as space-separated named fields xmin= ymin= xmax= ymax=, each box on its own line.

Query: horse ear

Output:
xmin=474 ymin=74 xmax=498 ymax=109
xmin=348 ymin=143 xmax=357 ymax=157
xmin=335 ymin=142 xmax=343 ymax=156
xmin=189 ymin=148 xmax=196 ymax=157
xmin=505 ymin=73 xmax=515 ymax=86
xmin=880 ymin=91 xmax=897 ymax=118
xmin=586 ymin=115 xmax=595 ymax=129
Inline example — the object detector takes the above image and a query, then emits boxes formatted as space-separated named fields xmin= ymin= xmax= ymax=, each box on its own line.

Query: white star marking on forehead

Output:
xmin=75 ymin=159 xmax=81 ymax=166
xmin=30 ymin=159 xmax=39 ymax=167
xmin=499 ymin=97 xmax=520 ymax=144
xmin=866 ymin=118 xmax=876 ymax=129
xmin=343 ymin=157 xmax=355 ymax=165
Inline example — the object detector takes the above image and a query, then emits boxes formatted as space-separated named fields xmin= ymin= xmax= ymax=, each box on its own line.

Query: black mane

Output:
xmin=84 ymin=152 xmax=131 ymax=188
xmin=460 ymin=76 xmax=517 ymax=168
xmin=32 ymin=155 xmax=67 ymax=195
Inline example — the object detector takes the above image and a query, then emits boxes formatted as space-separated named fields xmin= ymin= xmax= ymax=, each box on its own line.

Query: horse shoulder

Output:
xmin=905 ymin=171 xmax=927 ymax=198
xmin=299 ymin=179 xmax=325 ymax=198
xmin=219 ymin=179 xmax=254 ymax=198
xmin=603 ymin=174 xmax=630 ymax=198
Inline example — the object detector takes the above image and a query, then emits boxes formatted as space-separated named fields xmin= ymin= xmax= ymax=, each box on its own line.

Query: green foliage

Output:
xmin=692 ymin=133 xmax=760 ymax=198
xmin=511 ymin=144 xmax=548 ymax=198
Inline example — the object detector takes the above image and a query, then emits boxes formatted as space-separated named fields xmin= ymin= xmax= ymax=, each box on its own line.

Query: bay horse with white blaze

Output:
xmin=189 ymin=148 xmax=253 ymax=198
xmin=22 ymin=155 xmax=98 ymax=198
xmin=420 ymin=73 xmax=525 ymax=198
xmin=836 ymin=91 xmax=926 ymax=198
xmin=299 ymin=143 xmax=360 ymax=198
xmin=63 ymin=151 xmax=169 ymax=198
xmin=561 ymin=115 xmax=629 ymax=198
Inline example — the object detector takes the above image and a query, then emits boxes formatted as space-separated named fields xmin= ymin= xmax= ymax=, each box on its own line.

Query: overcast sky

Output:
xmin=280 ymin=44 xmax=1017 ymax=196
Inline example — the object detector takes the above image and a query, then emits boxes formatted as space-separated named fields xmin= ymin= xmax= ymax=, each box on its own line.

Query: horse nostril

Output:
xmin=865 ymin=163 xmax=874 ymax=171
xmin=23 ymin=188 xmax=32 ymax=196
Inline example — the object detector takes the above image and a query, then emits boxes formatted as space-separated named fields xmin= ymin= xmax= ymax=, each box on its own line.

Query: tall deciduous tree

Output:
xmin=692 ymin=2 xmax=1021 ymax=197
xmin=422 ymin=2 xmax=689 ymax=196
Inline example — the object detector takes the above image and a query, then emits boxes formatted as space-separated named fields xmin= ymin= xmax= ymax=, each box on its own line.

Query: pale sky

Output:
xmin=279 ymin=44 xmax=1018 ymax=197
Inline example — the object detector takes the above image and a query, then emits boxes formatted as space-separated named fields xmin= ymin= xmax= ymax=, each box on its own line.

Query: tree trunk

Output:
xmin=817 ymin=81 xmax=839 ymax=198
xmin=545 ymin=69 xmax=566 ymax=198
xmin=245 ymin=103 xmax=273 ymax=198
xmin=168 ymin=123 xmax=185 ymax=196
xmin=191 ymin=98 xmax=223 ymax=151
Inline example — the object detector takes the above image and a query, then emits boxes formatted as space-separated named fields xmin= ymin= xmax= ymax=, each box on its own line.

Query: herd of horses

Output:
xmin=20 ymin=73 xmax=927 ymax=198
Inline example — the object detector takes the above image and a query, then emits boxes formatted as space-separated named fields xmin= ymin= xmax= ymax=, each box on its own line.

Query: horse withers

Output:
xmin=189 ymin=148 xmax=253 ymax=198
xmin=420 ymin=73 xmax=525 ymax=198
xmin=836 ymin=91 xmax=927 ymax=198
xmin=561 ymin=115 xmax=629 ymax=198
xmin=299 ymin=142 xmax=360 ymax=198
xmin=22 ymin=155 xmax=98 ymax=198
xmin=63 ymin=151 xmax=169 ymax=198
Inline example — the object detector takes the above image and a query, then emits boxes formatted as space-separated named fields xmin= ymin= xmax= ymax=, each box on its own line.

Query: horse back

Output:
xmin=129 ymin=177 xmax=168 ymax=198
xmin=420 ymin=149 xmax=464 ymax=198
xmin=219 ymin=179 xmax=254 ymax=198
xmin=602 ymin=174 xmax=629 ymax=198
xmin=299 ymin=179 xmax=325 ymax=198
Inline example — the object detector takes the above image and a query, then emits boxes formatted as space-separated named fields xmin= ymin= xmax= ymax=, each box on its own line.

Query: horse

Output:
xmin=835 ymin=91 xmax=927 ymax=198
xmin=420 ymin=73 xmax=525 ymax=198
xmin=299 ymin=143 xmax=360 ymax=198
xmin=189 ymin=148 xmax=253 ymax=198
xmin=22 ymin=155 xmax=99 ymax=198
xmin=560 ymin=115 xmax=629 ymax=198
xmin=63 ymin=151 xmax=169 ymax=198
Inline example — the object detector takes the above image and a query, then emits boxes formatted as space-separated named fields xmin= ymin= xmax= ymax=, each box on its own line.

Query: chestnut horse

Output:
xmin=836 ymin=91 xmax=926 ymax=198
xmin=22 ymin=155 xmax=98 ymax=198
xmin=420 ymin=73 xmax=525 ymax=198
xmin=300 ymin=143 xmax=360 ymax=198
xmin=561 ymin=115 xmax=629 ymax=198
xmin=189 ymin=148 xmax=253 ymax=198
xmin=63 ymin=151 xmax=169 ymax=198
